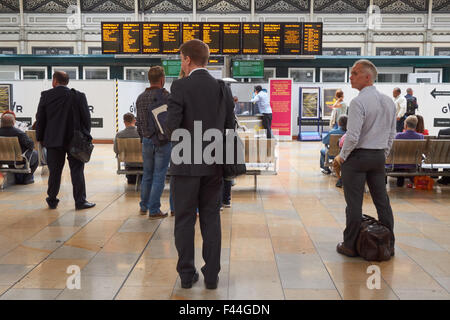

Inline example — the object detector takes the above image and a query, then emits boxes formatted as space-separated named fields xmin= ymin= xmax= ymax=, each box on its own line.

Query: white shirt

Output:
xmin=188 ymin=68 xmax=208 ymax=76
xmin=393 ymin=95 xmax=407 ymax=118
xmin=339 ymin=86 xmax=397 ymax=160
xmin=250 ymin=91 xmax=272 ymax=114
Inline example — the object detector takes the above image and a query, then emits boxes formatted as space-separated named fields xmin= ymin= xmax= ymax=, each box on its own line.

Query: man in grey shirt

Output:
xmin=335 ymin=59 xmax=396 ymax=257
xmin=114 ymin=112 xmax=141 ymax=184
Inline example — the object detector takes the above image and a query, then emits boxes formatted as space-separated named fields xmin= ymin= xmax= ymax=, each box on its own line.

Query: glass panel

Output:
xmin=23 ymin=69 xmax=46 ymax=80
xmin=263 ymin=69 xmax=275 ymax=82
xmin=85 ymin=69 xmax=108 ymax=80
xmin=377 ymin=74 xmax=408 ymax=83
xmin=125 ymin=68 xmax=148 ymax=81
xmin=53 ymin=68 xmax=77 ymax=80
xmin=322 ymin=70 xmax=346 ymax=82
xmin=290 ymin=69 xmax=314 ymax=82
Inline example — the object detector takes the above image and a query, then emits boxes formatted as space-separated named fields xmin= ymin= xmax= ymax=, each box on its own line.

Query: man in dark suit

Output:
xmin=35 ymin=71 xmax=95 ymax=210
xmin=0 ymin=113 xmax=38 ymax=184
xmin=167 ymin=39 xmax=235 ymax=290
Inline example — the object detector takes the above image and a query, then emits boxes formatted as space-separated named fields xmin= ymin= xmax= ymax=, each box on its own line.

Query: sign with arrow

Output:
xmin=431 ymin=88 xmax=450 ymax=99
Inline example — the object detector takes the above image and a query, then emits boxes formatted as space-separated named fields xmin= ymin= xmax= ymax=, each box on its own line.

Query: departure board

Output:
xmin=263 ymin=23 xmax=281 ymax=55
xmin=242 ymin=23 xmax=261 ymax=54
xmin=283 ymin=23 xmax=302 ymax=55
xmin=182 ymin=23 xmax=201 ymax=43
xmin=122 ymin=23 xmax=141 ymax=53
xmin=162 ymin=23 xmax=181 ymax=54
xmin=302 ymin=23 xmax=322 ymax=55
xmin=203 ymin=23 xmax=221 ymax=54
xmin=101 ymin=21 xmax=322 ymax=55
xmin=102 ymin=22 xmax=121 ymax=54
xmin=222 ymin=23 xmax=241 ymax=54
xmin=142 ymin=23 xmax=161 ymax=54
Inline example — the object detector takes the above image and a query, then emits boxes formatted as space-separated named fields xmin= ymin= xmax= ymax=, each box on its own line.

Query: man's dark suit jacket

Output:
xmin=438 ymin=127 xmax=450 ymax=138
xmin=36 ymin=86 xmax=91 ymax=148
xmin=167 ymin=69 xmax=235 ymax=176
xmin=0 ymin=126 xmax=34 ymax=156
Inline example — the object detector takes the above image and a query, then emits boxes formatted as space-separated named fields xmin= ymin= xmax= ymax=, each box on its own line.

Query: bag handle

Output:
xmin=70 ymin=88 xmax=81 ymax=131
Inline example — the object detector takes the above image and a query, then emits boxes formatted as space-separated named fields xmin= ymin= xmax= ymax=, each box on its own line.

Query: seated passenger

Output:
xmin=415 ymin=115 xmax=428 ymax=135
xmin=392 ymin=115 xmax=424 ymax=187
xmin=1 ymin=110 xmax=29 ymax=132
xmin=320 ymin=115 xmax=347 ymax=174
xmin=333 ymin=133 xmax=348 ymax=188
xmin=114 ymin=112 xmax=141 ymax=185
xmin=437 ymin=127 xmax=450 ymax=185
xmin=0 ymin=113 xmax=38 ymax=184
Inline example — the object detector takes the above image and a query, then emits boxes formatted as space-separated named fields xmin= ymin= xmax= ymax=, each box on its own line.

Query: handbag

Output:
xmin=356 ymin=214 xmax=394 ymax=262
xmin=218 ymin=80 xmax=246 ymax=179
xmin=68 ymin=89 xmax=94 ymax=163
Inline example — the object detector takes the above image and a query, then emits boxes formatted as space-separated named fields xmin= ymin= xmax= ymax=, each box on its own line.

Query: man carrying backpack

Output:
xmin=135 ymin=66 xmax=170 ymax=219
xmin=405 ymin=88 xmax=418 ymax=116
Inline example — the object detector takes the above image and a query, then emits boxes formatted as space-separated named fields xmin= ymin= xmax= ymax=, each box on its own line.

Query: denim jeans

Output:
xmin=140 ymin=138 xmax=171 ymax=214
xmin=320 ymin=147 xmax=334 ymax=170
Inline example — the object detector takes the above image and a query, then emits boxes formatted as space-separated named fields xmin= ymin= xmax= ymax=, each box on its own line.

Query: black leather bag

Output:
xmin=356 ymin=214 xmax=394 ymax=262
xmin=223 ymin=128 xmax=246 ymax=179
xmin=68 ymin=89 xmax=94 ymax=163
xmin=218 ymin=80 xmax=246 ymax=179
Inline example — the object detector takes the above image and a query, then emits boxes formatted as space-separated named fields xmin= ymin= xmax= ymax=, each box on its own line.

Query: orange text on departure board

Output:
xmin=183 ymin=23 xmax=201 ymax=42
xmin=203 ymin=24 xmax=220 ymax=54
xmin=263 ymin=24 xmax=281 ymax=54
xmin=142 ymin=23 xmax=160 ymax=53
xmin=123 ymin=23 xmax=140 ymax=53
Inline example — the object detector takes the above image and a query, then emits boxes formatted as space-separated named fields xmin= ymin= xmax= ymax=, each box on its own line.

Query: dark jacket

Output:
xmin=167 ymin=69 xmax=235 ymax=176
xmin=35 ymin=86 xmax=91 ymax=148
xmin=0 ymin=126 xmax=34 ymax=156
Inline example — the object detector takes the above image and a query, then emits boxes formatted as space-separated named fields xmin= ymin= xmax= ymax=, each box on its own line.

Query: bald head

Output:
xmin=52 ymin=71 xmax=69 ymax=87
xmin=1 ymin=113 xmax=15 ymax=128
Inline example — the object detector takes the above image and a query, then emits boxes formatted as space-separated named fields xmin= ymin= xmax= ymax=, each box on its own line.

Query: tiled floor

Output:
xmin=0 ymin=142 xmax=449 ymax=300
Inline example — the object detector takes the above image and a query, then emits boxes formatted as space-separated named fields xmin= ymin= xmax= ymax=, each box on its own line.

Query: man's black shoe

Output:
xmin=181 ymin=272 xmax=199 ymax=289
xmin=205 ymin=276 xmax=219 ymax=290
xmin=75 ymin=202 xmax=96 ymax=210
xmin=46 ymin=199 xmax=58 ymax=209
xmin=48 ymin=203 xmax=57 ymax=209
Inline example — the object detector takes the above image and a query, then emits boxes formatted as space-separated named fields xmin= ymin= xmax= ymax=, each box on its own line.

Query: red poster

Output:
xmin=269 ymin=79 xmax=292 ymax=138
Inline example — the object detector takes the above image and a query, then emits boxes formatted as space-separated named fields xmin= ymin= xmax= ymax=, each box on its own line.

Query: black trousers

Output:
xmin=46 ymin=147 xmax=87 ymax=206
xmin=221 ymin=179 xmax=232 ymax=204
xmin=262 ymin=113 xmax=273 ymax=138
xmin=171 ymin=174 xmax=222 ymax=284
xmin=341 ymin=149 xmax=395 ymax=251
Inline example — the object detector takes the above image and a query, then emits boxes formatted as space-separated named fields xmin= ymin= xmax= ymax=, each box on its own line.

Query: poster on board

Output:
xmin=269 ymin=78 xmax=292 ymax=140
xmin=300 ymin=87 xmax=320 ymax=118
xmin=0 ymin=84 xmax=12 ymax=113
xmin=322 ymin=88 xmax=340 ymax=119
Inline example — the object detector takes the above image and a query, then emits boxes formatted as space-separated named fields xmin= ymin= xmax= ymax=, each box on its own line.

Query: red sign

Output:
xmin=269 ymin=79 xmax=292 ymax=138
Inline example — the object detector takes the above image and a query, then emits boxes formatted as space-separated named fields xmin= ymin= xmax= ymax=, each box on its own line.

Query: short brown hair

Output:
xmin=148 ymin=66 xmax=165 ymax=84
xmin=53 ymin=71 xmax=69 ymax=85
xmin=179 ymin=39 xmax=210 ymax=67
xmin=123 ymin=112 xmax=135 ymax=123
xmin=335 ymin=89 xmax=344 ymax=99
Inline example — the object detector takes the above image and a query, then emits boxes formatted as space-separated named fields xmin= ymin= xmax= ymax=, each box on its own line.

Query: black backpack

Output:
xmin=147 ymin=89 xmax=169 ymax=146
xmin=406 ymin=96 xmax=418 ymax=115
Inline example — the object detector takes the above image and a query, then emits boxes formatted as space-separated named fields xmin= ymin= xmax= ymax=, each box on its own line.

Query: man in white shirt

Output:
xmin=393 ymin=87 xmax=407 ymax=132
xmin=251 ymin=85 xmax=273 ymax=138
xmin=334 ymin=59 xmax=396 ymax=258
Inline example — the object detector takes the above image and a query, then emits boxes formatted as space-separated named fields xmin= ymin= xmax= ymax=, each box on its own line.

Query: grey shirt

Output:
xmin=113 ymin=126 xmax=140 ymax=154
xmin=339 ymin=85 xmax=396 ymax=160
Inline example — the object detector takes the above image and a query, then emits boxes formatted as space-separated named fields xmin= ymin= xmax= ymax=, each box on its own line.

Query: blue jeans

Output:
xmin=320 ymin=147 xmax=334 ymax=170
xmin=140 ymin=138 xmax=171 ymax=214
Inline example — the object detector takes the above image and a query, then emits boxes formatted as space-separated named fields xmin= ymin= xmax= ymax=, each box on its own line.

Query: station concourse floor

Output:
xmin=0 ymin=142 xmax=449 ymax=300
